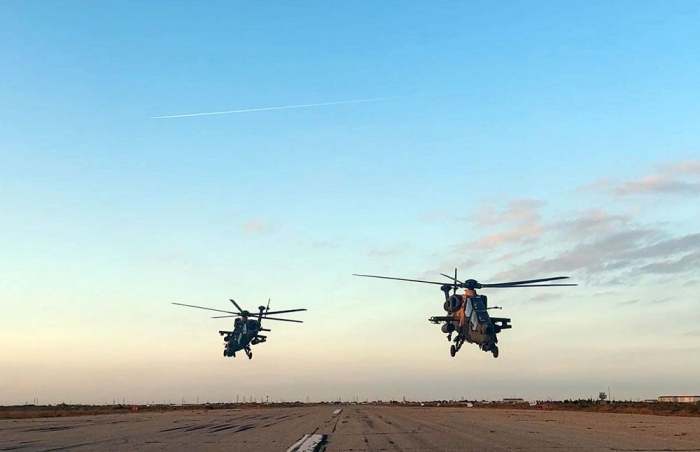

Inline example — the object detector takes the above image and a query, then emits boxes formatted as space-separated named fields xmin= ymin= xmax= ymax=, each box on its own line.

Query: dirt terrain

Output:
xmin=2 ymin=405 xmax=699 ymax=451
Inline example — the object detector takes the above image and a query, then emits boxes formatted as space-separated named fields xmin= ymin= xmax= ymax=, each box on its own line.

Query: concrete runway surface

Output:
xmin=2 ymin=405 xmax=700 ymax=451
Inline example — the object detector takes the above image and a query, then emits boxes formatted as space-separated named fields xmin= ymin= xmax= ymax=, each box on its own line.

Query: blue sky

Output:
xmin=1 ymin=1 xmax=700 ymax=404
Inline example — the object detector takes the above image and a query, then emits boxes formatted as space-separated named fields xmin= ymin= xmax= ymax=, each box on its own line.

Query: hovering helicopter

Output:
xmin=354 ymin=270 xmax=575 ymax=358
xmin=172 ymin=299 xmax=306 ymax=359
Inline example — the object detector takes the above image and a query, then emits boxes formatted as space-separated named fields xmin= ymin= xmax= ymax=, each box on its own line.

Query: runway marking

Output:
xmin=286 ymin=434 xmax=327 ymax=452
xmin=332 ymin=409 xmax=342 ymax=415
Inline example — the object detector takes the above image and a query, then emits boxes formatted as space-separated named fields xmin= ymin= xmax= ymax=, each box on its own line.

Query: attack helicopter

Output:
xmin=172 ymin=298 xmax=306 ymax=359
xmin=354 ymin=270 xmax=575 ymax=358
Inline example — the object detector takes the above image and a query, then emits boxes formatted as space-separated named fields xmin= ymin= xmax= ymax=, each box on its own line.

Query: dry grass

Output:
xmin=3 ymin=401 xmax=699 ymax=420
xmin=479 ymin=401 xmax=700 ymax=417
xmin=0 ymin=403 xmax=306 ymax=420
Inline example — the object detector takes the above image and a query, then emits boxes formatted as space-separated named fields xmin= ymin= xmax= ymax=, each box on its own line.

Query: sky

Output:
xmin=1 ymin=1 xmax=699 ymax=405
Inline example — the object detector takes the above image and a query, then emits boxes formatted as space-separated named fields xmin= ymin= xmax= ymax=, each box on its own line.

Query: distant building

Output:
xmin=658 ymin=395 xmax=700 ymax=403
xmin=502 ymin=398 xmax=525 ymax=404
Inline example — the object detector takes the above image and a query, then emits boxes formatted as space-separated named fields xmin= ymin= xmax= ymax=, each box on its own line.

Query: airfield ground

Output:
xmin=2 ymin=405 xmax=699 ymax=451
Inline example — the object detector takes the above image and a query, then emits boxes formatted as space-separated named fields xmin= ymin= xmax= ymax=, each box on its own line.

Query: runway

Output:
xmin=2 ymin=405 xmax=699 ymax=451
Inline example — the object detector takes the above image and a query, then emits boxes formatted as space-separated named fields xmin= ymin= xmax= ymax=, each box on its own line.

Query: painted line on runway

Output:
xmin=286 ymin=433 xmax=327 ymax=452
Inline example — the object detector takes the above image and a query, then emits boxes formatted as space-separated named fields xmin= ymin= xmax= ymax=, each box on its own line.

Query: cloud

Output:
xmin=464 ymin=222 xmax=543 ymax=250
xmin=448 ymin=159 xmax=700 ymax=285
xmin=525 ymin=293 xmax=560 ymax=304
xmin=497 ymin=225 xmax=700 ymax=282
xmin=419 ymin=259 xmax=479 ymax=280
xmin=624 ymin=233 xmax=700 ymax=260
xmin=583 ymin=159 xmax=700 ymax=197
xmin=620 ymin=297 xmax=676 ymax=306
xmin=614 ymin=175 xmax=700 ymax=196
xmin=682 ymin=329 xmax=700 ymax=337
xmin=638 ymin=250 xmax=700 ymax=275
xmin=242 ymin=219 xmax=273 ymax=234
xmin=514 ymin=228 xmax=660 ymax=274
xmin=458 ymin=199 xmax=545 ymax=251
xmin=557 ymin=209 xmax=629 ymax=240
xmin=666 ymin=160 xmax=700 ymax=176
xmin=477 ymin=199 xmax=545 ymax=226
xmin=367 ymin=246 xmax=405 ymax=259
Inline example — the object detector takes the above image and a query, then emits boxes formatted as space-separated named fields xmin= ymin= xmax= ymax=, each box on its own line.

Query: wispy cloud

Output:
xmin=367 ymin=246 xmax=406 ymax=259
xmin=620 ymin=299 xmax=639 ymax=306
xmin=666 ymin=160 xmax=700 ymax=176
xmin=458 ymin=198 xmax=545 ymax=251
xmin=525 ymin=293 xmax=560 ymax=304
xmin=151 ymin=96 xmax=402 ymax=119
xmin=419 ymin=259 xmax=479 ymax=280
xmin=557 ymin=209 xmax=629 ymax=240
xmin=638 ymin=250 xmax=700 ymax=275
xmin=582 ymin=159 xmax=700 ymax=197
xmin=614 ymin=175 xmax=700 ymax=196
xmin=477 ymin=199 xmax=544 ymax=226
xmin=242 ymin=219 xmax=273 ymax=234
xmin=682 ymin=329 xmax=700 ymax=337
xmin=496 ymin=224 xmax=700 ymax=281
xmin=463 ymin=222 xmax=543 ymax=250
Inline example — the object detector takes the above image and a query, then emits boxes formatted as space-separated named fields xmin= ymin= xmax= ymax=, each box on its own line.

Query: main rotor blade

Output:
xmin=262 ymin=317 xmax=303 ymax=323
xmin=353 ymin=274 xmax=448 ymax=285
xmin=229 ymin=299 xmax=245 ymax=312
xmin=440 ymin=273 xmax=463 ymax=284
xmin=481 ymin=283 xmax=577 ymax=288
xmin=264 ymin=308 xmax=307 ymax=315
xmin=172 ymin=303 xmax=238 ymax=315
xmin=484 ymin=276 xmax=569 ymax=287
xmin=211 ymin=315 xmax=237 ymax=319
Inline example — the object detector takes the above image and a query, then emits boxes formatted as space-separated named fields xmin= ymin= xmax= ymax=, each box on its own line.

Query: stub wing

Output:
xmin=490 ymin=317 xmax=512 ymax=333
xmin=429 ymin=316 xmax=454 ymax=324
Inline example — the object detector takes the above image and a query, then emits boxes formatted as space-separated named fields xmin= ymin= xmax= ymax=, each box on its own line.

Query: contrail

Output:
xmin=151 ymin=96 xmax=402 ymax=119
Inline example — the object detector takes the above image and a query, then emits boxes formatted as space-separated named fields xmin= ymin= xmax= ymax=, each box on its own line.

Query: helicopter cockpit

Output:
xmin=466 ymin=296 xmax=489 ymax=328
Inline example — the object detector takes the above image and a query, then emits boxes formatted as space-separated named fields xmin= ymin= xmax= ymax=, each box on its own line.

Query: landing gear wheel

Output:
xmin=450 ymin=344 xmax=456 ymax=357
xmin=491 ymin=346 xmax=499 ymax=358
xmin=223 ymin=350 xmax=227 ymax=357
xmin=248 ymin=352 xmax=253 ymax=360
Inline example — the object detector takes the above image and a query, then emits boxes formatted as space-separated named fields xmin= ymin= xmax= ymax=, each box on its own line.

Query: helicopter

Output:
xmin=354 ymin=270 xmax=575 ymax=358
xmin=172 ymin=298 xmax=306 ymax=359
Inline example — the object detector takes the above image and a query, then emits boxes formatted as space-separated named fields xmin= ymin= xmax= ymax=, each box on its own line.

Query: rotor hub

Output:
xmin=462 ymin=279 xmax=482 ymax=290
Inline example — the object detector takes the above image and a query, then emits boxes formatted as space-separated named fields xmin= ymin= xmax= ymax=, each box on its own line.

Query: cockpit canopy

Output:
xmin=466 ymin=296 xmax=489 ymax=327
xmin=233 ymin=318 xmax=260 ymax=333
